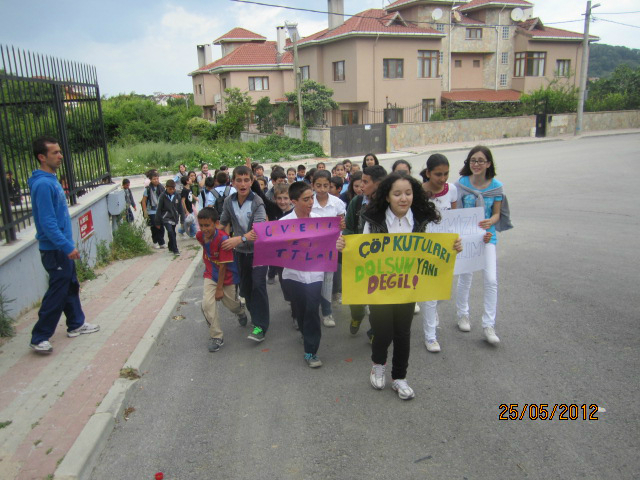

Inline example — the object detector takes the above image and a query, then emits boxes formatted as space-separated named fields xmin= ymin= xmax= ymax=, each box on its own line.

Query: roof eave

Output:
xmin=298 ymin=30 xmax=445 ymax=48
xmin=202 ymin=64 xmax=294 ymax=75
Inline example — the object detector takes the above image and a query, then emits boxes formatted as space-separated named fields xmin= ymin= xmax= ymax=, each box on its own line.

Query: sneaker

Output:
xmin=483 ymin=326 xmax=500 ymax=345
xmin=414 ymin=304 xmax=420 ymax=314
xmin=173 ymin=251 xmax=181 ymax=256
xmin=237 ymin=313 xmax=248 ymax=327
xmin=457 ymin=315 xmax=471 ymax=332
xmin=323 ymin=314 xmax=335 ymax=327
xmin=366 ymin=329 xmax=374 ymax=344
xmin=154 ymin=244 xmax=161 ymax=249
xmin=267 ymin=277 xmax=276 ymax=285
xmin=425 ymin=339 xmax=441 ymax=353
xmin=350 ymin=318 xmax=363 ymax=335
xmin=158 ymin=244 xmax=166 ymax=249
xmin=208 ymin=337 xmax=224 ymax=352
xmin=67 ymin=322 xmax=100 ymax=338
xmin=392 ymin=379 xmax=415 ymax=400
xmin=370 ymin=363 xmax=386 ymax=390
xmin=248 ymin=326 xmax=265 ymax=343
xmin=30 ymin=340 xmax=53 ymax=354
xmin=304 ymin=353 xmax=322 ymax=368
xmin=332 ymin=293 xmax=342 ymax=305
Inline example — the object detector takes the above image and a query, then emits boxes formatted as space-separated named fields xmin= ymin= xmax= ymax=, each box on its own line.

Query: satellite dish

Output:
xmin=432 ymin=8 xmax=443 ymax=21
xmin=511 ymin=8 xmax=524 ymax=21
xmin=453 ymin=11 xmax=462 ymax=23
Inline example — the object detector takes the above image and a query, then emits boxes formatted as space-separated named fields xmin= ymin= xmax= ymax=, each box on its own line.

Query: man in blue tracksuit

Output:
xmin=28 ymin=136 xmax=100 ymax=354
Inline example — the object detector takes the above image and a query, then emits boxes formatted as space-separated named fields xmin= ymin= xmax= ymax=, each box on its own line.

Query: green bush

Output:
xmin=111 ymin=219 xmax=153 ymax=261
xmin=0 ymin=286 xmax=16 ymax=338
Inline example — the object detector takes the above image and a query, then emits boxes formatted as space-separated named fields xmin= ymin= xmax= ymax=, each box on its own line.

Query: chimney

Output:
xmin=328 ymin=0 xmax=344 ymax=30
xmin=197 ymin=44 xmax=212 ymax=68
xmin=276 ymin=26 xmax=286 ymax=54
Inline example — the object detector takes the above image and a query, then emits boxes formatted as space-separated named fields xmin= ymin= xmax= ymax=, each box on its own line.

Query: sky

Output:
xmin=1 ymin=0 xmax=638 ymax=97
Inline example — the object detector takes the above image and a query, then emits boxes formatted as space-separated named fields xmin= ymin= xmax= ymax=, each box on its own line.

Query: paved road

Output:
xmin=92 ymin=134 xmax=640 ymax=480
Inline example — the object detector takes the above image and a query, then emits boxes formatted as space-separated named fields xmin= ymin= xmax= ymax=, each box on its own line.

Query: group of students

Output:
xmin=189 ymin=146 xmax=509 ymax=401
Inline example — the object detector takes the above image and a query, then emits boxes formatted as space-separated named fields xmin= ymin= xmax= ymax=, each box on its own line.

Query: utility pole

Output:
xmin=575 ymin=1 xmax=599 ymax=135
xmin=285 ymin=21 xmax=306 ymax=141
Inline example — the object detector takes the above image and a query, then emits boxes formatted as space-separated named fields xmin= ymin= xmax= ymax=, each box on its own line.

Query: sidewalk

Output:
xmin=0 ymin=233 xmax=202 ymax=480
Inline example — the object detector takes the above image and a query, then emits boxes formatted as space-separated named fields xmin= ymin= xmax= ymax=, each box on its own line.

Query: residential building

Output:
xmin=189 ymin=27 xmax=293 ymax=120
xmin=189 ymin=0 xmax=596 ymax=125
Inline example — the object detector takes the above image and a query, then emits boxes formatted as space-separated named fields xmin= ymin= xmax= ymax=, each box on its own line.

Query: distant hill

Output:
xmin=589 ymin=43 xmax=640 ymax=78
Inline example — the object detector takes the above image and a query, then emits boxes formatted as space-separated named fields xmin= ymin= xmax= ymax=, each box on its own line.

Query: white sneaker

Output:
xmin=67 ymin=322 xmax=100 ymax=338
xmin=154 ymin=244 xmax=161 ymax=249
xmin=414 ymin=304 xmax=420 ymax=314
xmin=425 ymin=339 xmax=441 ymax=353
xmin=370 ymin=364 xmax=386 ymax=390
xmin=483 ymin=326 xmax=500 ymax=344
xmin=30 ymin=340 xmax=53 ymax=354
xmin=457 ymin=315 xmax=471 ymax=332
xmin=392 ymin=379 xmax=415 ymax=400
xmin=322 ymin=314 xmax=335 ymax=327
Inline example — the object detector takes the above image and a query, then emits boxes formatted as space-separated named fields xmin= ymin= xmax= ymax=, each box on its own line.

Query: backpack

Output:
xmin=201 ymin=185 xmax=231 ymax=215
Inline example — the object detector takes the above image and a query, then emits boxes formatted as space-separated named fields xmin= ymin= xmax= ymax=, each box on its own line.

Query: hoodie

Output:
xmin=28 ymin=169 xmax=75 ymax=254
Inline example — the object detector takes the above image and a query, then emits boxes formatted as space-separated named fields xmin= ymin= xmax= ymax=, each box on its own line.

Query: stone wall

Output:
xmin=284 ymin=126 xmax=331 ymax=155
xmin=387 ymin=116 xmax=536 ymax=151
xmin=547 ymin=110 xmax=640 ymax=136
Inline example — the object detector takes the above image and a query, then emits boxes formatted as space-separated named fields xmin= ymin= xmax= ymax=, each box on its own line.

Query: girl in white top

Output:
xmin=418 ymin=154 xmax=457 ymax=353
xmin=337 ymin=173 xmax=462 ymax=400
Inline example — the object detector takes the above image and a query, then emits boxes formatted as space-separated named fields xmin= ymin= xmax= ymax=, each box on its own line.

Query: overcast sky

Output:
xmin=1 ymin=0 xmax=638 ymax=96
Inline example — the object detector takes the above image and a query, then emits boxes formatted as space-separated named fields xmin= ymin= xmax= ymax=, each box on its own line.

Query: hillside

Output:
xmin=589 ymin=43 xmax=640 ymax=78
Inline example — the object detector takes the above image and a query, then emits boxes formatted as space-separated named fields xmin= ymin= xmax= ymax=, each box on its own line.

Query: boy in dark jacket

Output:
xmin=155 ymin=179 xmax=184 ymax=255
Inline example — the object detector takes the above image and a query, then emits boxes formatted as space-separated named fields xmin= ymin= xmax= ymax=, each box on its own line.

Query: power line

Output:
xmin=228 ymin=0 xmax=584 ymax=30
xmin=596 ymin=11 xmax=640 ymax=15
xmin=594 ymin=17 xmax=640 ymax=29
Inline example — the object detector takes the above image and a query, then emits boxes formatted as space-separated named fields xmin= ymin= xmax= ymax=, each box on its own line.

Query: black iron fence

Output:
xmin=0 ymin=45 xmax=110 ymax=243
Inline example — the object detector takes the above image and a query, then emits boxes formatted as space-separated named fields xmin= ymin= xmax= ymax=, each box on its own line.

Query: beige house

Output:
xmin=189 ymin=27 xmax=294 ymax=120
xmin=190 ymin=0 xmax=596 ymax=125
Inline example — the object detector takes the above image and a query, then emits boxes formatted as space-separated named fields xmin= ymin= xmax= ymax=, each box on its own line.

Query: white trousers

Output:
xmin=419 ymin=300 xmax=439 ymax=342
xmin=455 ymin=243 xmax=497 ymax=328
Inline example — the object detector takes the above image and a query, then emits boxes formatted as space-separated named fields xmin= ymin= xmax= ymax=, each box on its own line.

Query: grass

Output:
xmin=0 ymin=286 xmax=16 ymax=338
xmin=108 ymin=135 xmax=325 ymax=177
xmin=0 ymin=420 xmax=12 ymax=429
xmin=119 ymin=367 xmax=141 ymax=380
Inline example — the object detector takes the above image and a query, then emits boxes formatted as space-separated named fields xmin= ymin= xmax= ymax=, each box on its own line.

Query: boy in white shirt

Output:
xmin=281 ymin=182 xmax=325 ymax=368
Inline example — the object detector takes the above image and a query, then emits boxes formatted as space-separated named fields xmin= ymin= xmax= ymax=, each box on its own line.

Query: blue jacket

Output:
xmin=28 ymin=170 xmax=75 ymax=254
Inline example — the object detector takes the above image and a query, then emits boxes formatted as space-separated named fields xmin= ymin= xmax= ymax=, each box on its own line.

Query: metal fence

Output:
xmin=0 ymin=45 xmax=110 ymax=243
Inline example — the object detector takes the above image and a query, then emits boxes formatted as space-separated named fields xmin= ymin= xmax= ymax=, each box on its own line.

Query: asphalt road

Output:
xmin=92 ymin=134 xmax=640 ymax=480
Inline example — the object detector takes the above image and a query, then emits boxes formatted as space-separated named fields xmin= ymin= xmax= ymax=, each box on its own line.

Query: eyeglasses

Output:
xmin=469 ymin=159 xmax=487 ymax=165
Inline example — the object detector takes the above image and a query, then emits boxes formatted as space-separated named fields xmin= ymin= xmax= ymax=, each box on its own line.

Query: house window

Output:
xmin=198 ymin=84 xmax=202 ymax=95
xmin=436 ymin=23 xmax=445 ymax=32
xmin=333 ymin=61 xmax=345 ymax=81
xmin=439 ymin=52 xmax=444 ymax=64
xmin=501 ymin=52 xmax=508 ymax=65
xmin=473 ymin=60 xmax=481 ymax=68
xmin=300 ymin=66 xmax=310 ymax=80
xmin=422 ymin=99 xmax=436 ymax=121
xmin=454 ymin=60 xmax=462 ymax=68
xmin=341 ymin=110 xmax=358 ymax=125
xmin=500 ymin=74 xmax=507 ymax=86
xmin=418 ymin=50 xmax=439 ymax=77
xmin=514 ymin=52 xmax=546 ymax=77
xmin=383 ymin=59 xmax=404 ymax=79
xmin=249 ymin=76 xmax=269 ymax=91
xmin=556 ymin=59 xmax=571 ymax=77
xmin=222 ymin=78 xmax=227 ymax=90
xmin=384 ymin=108 xmax=403 ymax=124
xmin=502 ymin=26 xmax=509 ymax=40
xmin=466 ymin=28 xmax=482 ymax=39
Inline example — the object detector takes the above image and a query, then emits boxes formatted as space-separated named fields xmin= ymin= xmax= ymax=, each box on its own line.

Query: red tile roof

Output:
xmin=193 ymin=41 xmax=292 ymax=73
xmin=457 ymin=15 xmax=485 ymax=25
xmin=213 ymin=28 xmax=266 ymax=44
xmin=458 ymin=0 xmax=532 ymax=12
xmin=442 ymin=89 xmax=522 ymax=102
xmin=386 ymin=0 xmax=467 ymax=9
xmin=517 ymin=19 xmax=596 ymax=41
xmin=298 ymin=8 xmax=442 ymax=47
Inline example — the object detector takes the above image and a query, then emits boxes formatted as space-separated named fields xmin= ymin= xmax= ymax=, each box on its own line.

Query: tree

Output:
xmin=587 ymin=64 xmax=640 ymax=111
xmin=285 ymin=80 xmax=339 ymax=127
xmin=520 ymin=81 xmax=578 ymax=115
xmin=217 ymin=88 xmax=253 ymax=139
xmin=254 ymin=96 xmax=275 ymax=133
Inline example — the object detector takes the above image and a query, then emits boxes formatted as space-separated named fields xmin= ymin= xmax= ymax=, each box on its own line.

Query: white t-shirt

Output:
xmin=363 ymin=208 xmax=417 ymax=234
xmin=281 ymin=210 xmax=325 ymax=284
xmin=430 ymin=183 xmax=457 ymax=213
xmin=312 ymin=193 xmax=346 ymax=217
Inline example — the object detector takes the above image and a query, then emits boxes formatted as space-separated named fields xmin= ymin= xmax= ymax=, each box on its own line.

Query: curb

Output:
xmin=53 ymin=252 xmax=202 ymax=480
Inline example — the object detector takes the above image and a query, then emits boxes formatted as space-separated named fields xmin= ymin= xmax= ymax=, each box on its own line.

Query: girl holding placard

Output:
xmin=455 ymin=146 xmax=512 ymax=345
xmin=337 ymin=172 xmax=462 ymax=400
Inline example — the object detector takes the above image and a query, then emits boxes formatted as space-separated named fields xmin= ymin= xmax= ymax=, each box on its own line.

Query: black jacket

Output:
xmin=155 ymin=191 xmax=184 ymax=226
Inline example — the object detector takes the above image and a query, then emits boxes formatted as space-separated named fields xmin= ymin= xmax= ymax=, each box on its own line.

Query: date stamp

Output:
xmin=498 ymin=404 xmax=599 ymax=421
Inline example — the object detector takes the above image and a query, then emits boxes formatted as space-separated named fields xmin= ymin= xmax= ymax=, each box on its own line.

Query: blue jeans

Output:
xmin=31 ymin=250 xmax=85 ymax=344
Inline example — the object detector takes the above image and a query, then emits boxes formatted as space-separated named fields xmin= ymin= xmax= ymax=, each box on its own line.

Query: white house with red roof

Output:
xmin=190 ymin=0 xmax=596 ymax=126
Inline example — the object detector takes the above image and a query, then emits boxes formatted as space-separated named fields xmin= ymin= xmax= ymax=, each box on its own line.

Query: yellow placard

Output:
xmin=342 ymin=233 xmax=458 ymax=305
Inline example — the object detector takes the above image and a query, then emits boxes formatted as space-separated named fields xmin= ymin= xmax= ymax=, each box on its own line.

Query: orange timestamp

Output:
xmin=498 ymin=404 xmax=599 ymax=421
